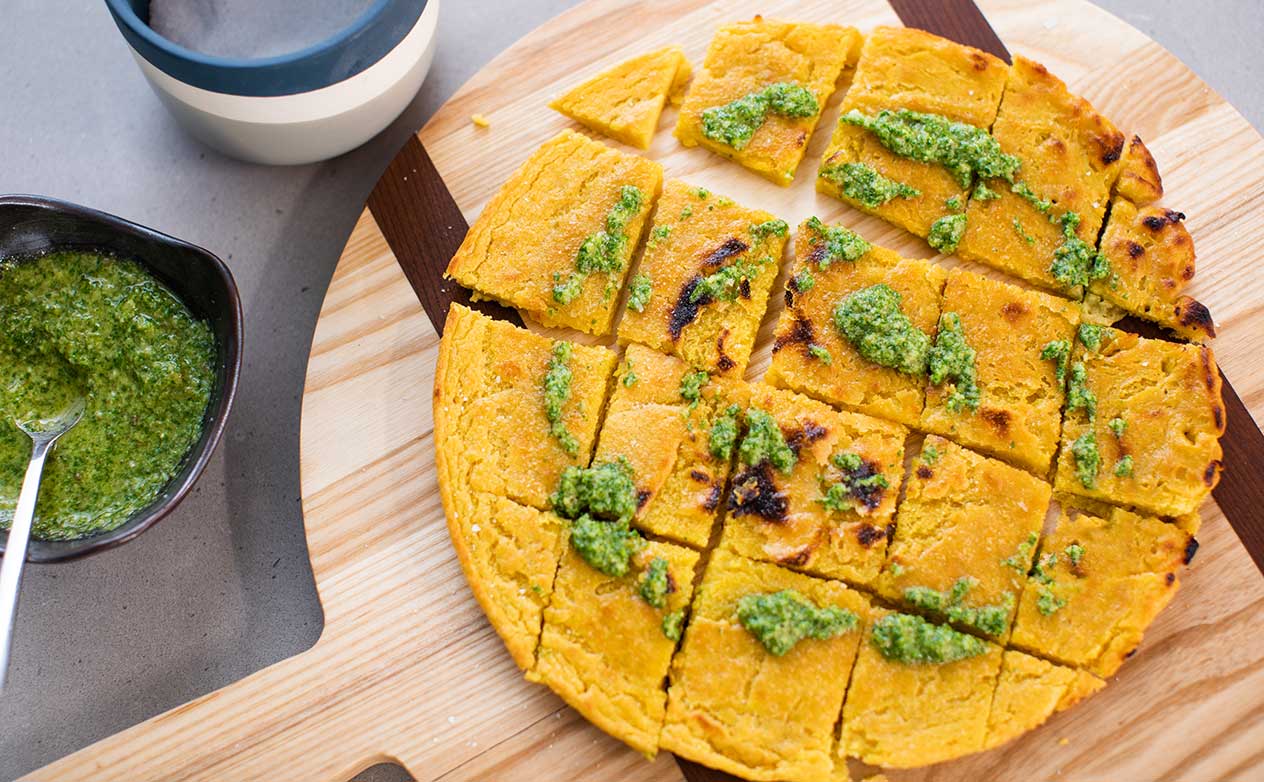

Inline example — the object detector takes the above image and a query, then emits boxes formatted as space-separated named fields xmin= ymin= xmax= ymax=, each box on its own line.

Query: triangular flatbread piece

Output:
xmin=550 ymin=46 xmax=691 ymax=149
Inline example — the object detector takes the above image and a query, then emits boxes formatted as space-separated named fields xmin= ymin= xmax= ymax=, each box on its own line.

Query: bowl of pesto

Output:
xmin=0 ymin=195 xmax=241 ymax=562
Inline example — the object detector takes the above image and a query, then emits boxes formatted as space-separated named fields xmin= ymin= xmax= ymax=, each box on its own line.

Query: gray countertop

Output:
xmin=0 ymin=2 xmax=1259 ymax=780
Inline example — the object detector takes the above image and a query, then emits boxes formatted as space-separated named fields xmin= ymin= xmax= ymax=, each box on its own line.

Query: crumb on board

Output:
xmin=1059 ymin=737 xmax=1070 ymax=746
xmin=471 ymin=113 xmax=490 ymax=128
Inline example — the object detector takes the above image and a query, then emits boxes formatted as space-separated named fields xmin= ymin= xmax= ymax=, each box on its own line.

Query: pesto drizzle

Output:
xmin=927 ymin=312 xmax=981 ymax=413
xmin=1070 ymin=431 xmax=1100 ymax=489
xmin=840 ymin=108 xmax=1111 ymax=287
xmin=708 ymin=404 xmax=741 ymax=461
xmin=820 ymin=162 xmax=920 ymax=208
xmin=690 ymin=256 xmax=765 ymax=303
xmin=902 ymin=576 xmax=1014 ymax=637
xmin=1030 ymin=552 xmax=1067 ymax=615
xmin=1041 ymin=340 xmax=1071 ymax=385
xmin=871 ymin=612 xmax=988 ymax=664
xmin=551 ymin=459 xmax=644 ymax=577
xmin=839 ymin=109 xmax=1020 ymax=188
xmin=818 ymin=452 xmax=889 ymax=513
xmin=638 ymin=556 xmax=674 ymax=609
xmin=738 ymin=407 xmax=796 ymax=473
xmin=553 ymin=185 xmax=644 ymax=304
xmin=736 ymin=590 xmax=858 ymax=656
xmin=627 ymin=272 xmax=652 ymax=313
xmin=927 ymin=213 xmax=967 ymax=254
xmin=701 ymin=83 xmax=819 ymax=150
xmin=804 ymin=216 xmax=871 ymax=268
xmin=543 ymin=342 xmax=579 ymax=456
xmin=833 ymin=284 xmax=931 ymax=376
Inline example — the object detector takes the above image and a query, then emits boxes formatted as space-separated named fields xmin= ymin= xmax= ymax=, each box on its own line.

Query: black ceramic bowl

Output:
xmin=0 ymin=195 xmax=242 ymax=562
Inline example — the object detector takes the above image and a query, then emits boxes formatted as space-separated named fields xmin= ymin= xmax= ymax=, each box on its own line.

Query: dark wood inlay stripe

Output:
xmin=367 ymin=134 xmax=521 ymax=336
xmin=889 ymin=0 xmax=1011 ymax=61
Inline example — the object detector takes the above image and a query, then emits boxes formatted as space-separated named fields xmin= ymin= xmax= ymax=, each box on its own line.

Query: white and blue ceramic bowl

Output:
xmin=105 ymin=0 xmax=439 ymax=164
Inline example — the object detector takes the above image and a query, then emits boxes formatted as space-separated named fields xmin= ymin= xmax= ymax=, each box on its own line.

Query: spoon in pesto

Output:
xmin=0 ymin=397 xmax=85 ymax=690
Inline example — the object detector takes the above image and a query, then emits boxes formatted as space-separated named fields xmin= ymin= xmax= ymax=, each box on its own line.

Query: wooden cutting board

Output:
xmin=28 ymin=0 xmax=1264 ymax=780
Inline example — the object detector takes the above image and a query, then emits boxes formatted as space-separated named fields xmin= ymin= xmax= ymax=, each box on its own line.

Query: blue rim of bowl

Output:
xmin=103 ymin=0 xmax=428 ymax=97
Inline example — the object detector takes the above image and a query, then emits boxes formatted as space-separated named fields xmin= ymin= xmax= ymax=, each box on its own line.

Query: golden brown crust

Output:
xmin=1010 ymin=506 xmax=1191 ymax=677
xmin=550 ymin=46 xmax=692 ymax=149
xmin=662 ymin=551 xmax=869 ymax=780
xmin=676 ymin=18 xmax=861 ymax=185
xmin=818 ymin=27 xmax=1008 ymax=237
xmin=617 ymin=180 xmax=788 ymax=376
xmin=446 ymin=130 xmax=662 ymax=334
xmin=957 ymin=56 xmax=1125 ymax=292
xmin=766 ymin=219 xmax=947 ymax=427
xmin=1092 ymin=200 xmax=1215 ymax=341
xmin=1114 ymin=134 xmax=1164 ymax=205
xmin=920 ymin=268 xmax=1080 ymax=474
xmin=1053 ymin=328 xmax=1225 ymax=516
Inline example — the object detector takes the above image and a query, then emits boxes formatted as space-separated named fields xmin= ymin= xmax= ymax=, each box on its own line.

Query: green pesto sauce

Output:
xmin=1071 ymin=431 xmax=1101 ymax=489
xmin=543 ymin=342 xmax=579 ymax=456
xmin=807 ymin=344 xmax=833 ymax=365
xmin=621 ymin=357 xmax=638 ymax=388
xmin=818 ymin=452 xmax=889 ymax=513
xmin=679 ymin=369 xmax=709 ymax=409
xmin=870 ymin=612 xmax=987 ymax=664
xmin=638 ymin=556 xmax=673 ymax=608
xmin=701 ymin=82 xmax=819 ymax=150
xmin=927 ymin=312 xmax=980 ymax=413
xmin=1066 ymin=362 xmax=1097 ymax=421
xmin=551 ymin=458 xmax=637 ymax=523
xmin=749 ymin=219 xmax=789 ymax=240
xmin=804 ymin=216 xmax=871 ymax=268
xmin=792 ymin=267 xmax=816 ymax=292
xmin=1031 ymin=552 xmax=1067 ymax=615
xmin=1041 ymin=340 xmax=1071 ymax=385
xmin=0 ymin=251 xmax=215 ymax=541
xmin=972 ymin=181 xmax=1001 ymax=201
xmin=662 ymin=609 xmax=685 ymax=641
xmin=1114 ymin=454 xmax=1134 ymax=477
xmin=821 ymin=162 xmax=921 ymax=209
xmin=1002 ymin=531 xmax=1039 ymax=573
xmin=738 ymin=407 xmax=796 ymax=473
xmin=833 ymin=284 xmax=931 ymax=376
xmin=903 ymin=577 xmax=1014 ymax=637
xmin=921 ymin=444 xmax=941 ymax=465
xmin=945 ymin=195 xmax=964 ymax=212
xmin=1065 ymin=543 xmax=1085 ymax=567
xmin=840 ymin=109 xmax=1021 ymax=188
xmin=1078 ymin=323 xmax=1111 ymax=352
xmin=841 ymin=107 xmax=1114 ymax=287
xmin=627 ymin=273 xmax=652 ymax=313
xmin=1010 ymin=181 xmax=1052 ymax=214
xmin=689 ymin=256 xmax=765 ymax=304
xmin=1050 ymin=212 xmax=1109 ymax=289
xmin=736 ymin=589 xmax=858 ymax=656
xmin=1012 ymin=218 xmax=1036 ymax=245
xmin=708 ymin=404 xmax=740 ymax=461
xmin=1108 ymin=417 xmax=1127 ymax=438
xmin=569 ymin=513 xmax=645 ymax=577
xmin=927 ymin=213 xmax=967 ymax=254
xmin=553 ymin=185 xmax=644 ymax=304
xmin=552 ymin=459 xmax=644 ymax=577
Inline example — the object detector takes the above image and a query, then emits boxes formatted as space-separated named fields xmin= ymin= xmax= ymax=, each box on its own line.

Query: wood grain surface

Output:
xmin=26 ymin=1 xmax=1264 ymax=781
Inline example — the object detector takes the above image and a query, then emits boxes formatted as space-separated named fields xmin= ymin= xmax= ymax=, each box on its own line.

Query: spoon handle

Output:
xmin=0 ymin=437 xmax=54 ymax=691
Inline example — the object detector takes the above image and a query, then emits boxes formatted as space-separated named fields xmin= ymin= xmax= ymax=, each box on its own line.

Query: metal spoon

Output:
xmin=0 ymin=397 xmax=85 ymax=690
